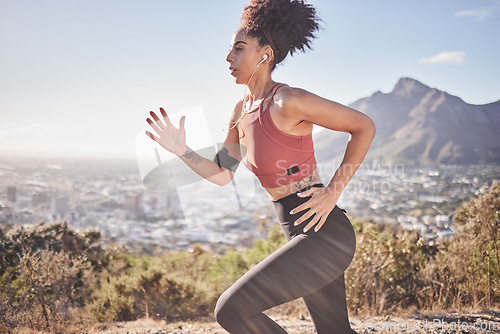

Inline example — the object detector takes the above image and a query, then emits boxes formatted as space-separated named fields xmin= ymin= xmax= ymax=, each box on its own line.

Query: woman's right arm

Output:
xmin=145 ymin=102 xmax=243 ymax=187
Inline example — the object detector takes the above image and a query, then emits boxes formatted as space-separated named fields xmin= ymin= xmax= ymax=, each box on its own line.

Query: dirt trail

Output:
xmin=89 ymin=310 xmax=500 ymax=333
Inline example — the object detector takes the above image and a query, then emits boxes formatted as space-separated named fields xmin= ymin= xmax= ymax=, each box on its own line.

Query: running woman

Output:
xmin=145 ymin=0 xmax=376 ymax=332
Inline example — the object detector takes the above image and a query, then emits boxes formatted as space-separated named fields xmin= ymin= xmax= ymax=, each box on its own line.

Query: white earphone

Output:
xmin=256 ymin=54 xmax=269 ymax=67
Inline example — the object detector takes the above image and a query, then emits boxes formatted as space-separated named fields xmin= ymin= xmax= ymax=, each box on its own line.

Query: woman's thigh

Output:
xmin=215 ymin=206 xmax=356 ymax=317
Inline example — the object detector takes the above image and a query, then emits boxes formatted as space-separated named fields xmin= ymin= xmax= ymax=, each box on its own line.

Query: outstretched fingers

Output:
xmin=146 ymin=118 xmax=163 ymax=137
xmin=145 ymin=130 xmax=159 ymax=142
xmin=146 ymin=108 xmax=174 ymax=137
xmin=159 ymin=107 xmax=168 ymax=118
xmin=159 ymin=107 xmax=175 ymax=128
xmin=149 ymin=111 xmax=166 ymax=130
xmin=145 ymin=107 xmax=184 ymax=147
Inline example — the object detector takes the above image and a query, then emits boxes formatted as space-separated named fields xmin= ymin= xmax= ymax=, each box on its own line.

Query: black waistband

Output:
xmin=271 ymin=183 xmax=325 ymax=203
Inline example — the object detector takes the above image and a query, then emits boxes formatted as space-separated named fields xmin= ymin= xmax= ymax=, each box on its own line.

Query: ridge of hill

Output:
xmin=313 ymin=77 xmax=500 ymax=166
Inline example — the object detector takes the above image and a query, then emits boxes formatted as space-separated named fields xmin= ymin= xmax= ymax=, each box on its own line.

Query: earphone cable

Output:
xmin=223 ymin=57 xmax=268 ymax=133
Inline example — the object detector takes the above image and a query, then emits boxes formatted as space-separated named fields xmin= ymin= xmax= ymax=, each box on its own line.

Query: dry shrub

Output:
xmin=419 ymin=181 xmax=500 ymax=310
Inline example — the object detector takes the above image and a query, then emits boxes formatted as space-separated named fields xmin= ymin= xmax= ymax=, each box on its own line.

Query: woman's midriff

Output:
xmin=264 ymin=168 xmax=322 ymax=201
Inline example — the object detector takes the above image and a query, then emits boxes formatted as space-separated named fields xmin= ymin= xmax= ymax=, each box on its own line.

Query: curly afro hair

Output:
xmin=240 ymin=0 xmax=321 ymax=71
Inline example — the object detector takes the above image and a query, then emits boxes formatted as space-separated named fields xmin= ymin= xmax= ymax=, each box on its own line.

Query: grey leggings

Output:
xmin=214 ymin=183 xmax=357 ymax=333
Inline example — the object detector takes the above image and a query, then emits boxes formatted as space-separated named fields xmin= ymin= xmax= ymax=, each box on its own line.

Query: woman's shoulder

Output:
xmin=271 ymin=84 xmax=316 ymax=130
xmin=273 ymin=83 xmax=312 ymax=110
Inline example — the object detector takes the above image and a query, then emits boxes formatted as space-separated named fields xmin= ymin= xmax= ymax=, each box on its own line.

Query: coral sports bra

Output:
xmin=238 ymin=83 xmax=317 ymax=188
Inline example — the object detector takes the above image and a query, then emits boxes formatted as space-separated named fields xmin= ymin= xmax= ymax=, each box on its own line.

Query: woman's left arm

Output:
xmin=283 ymin=87 xmax=376 ymax=232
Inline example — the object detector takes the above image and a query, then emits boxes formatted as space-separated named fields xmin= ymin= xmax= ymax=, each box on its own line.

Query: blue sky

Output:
xmin=1 ymin=0 xmax=499 ymax=159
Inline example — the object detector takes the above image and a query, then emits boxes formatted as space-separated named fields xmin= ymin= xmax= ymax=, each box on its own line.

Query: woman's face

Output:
xmin=226 ymin=29 xmax=268 ymax=84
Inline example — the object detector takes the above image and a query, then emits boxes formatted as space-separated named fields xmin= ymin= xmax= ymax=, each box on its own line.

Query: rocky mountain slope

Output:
xmin=313 ymin=77 xmax=500 ymax=166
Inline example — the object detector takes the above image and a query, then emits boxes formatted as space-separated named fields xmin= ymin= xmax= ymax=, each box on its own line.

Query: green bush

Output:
xmin=87 ymin=256 xmax=213 ymax=322
xmin=345 ymin=219 xmax=437 ymax=315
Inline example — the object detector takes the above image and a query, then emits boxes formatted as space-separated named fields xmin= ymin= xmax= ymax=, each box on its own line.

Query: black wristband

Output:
xmin=213 ymin=147 xmax=240 ymax=173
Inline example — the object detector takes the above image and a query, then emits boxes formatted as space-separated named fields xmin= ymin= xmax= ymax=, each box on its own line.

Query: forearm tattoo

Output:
xmin=182 ymin=147 xmax=203 ymax=164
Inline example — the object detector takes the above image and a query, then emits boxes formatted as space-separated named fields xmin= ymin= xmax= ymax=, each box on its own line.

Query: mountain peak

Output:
xmin=392 ymin=77 xmax=432 ymax=98
xmin=333 ymin=77 xmax=500 ymax=166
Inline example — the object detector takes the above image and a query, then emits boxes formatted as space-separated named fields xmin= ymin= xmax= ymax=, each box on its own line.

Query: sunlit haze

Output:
xmin=1 ymin=0 xmax=499 ymax=159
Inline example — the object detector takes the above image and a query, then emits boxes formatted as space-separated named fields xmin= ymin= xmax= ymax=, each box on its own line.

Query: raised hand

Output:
xmin=145 ymin=107 xmax=187 ymax=156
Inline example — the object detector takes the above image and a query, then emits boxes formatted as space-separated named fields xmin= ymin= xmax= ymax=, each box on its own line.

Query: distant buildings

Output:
xmin=7 ymin=186 xmax=16 ymax=203
xmin=32 ymin=192 xmax=50 ymax=207
xmin=0 ymin=157 xmax=497 ymax=253
xmin=124 ymin=193 xmax=143 ymax=215
xmin=51 ymin=196 xmax=70 ymax=220
xmin=165 ymin=190 xmax=182 ymax=213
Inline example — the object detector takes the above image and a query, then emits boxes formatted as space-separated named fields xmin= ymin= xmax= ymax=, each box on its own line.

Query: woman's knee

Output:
xmin=214 ymin=293 xmax=226 ymax=322
xmin=214 ymin=290 xmax=240 ymax=326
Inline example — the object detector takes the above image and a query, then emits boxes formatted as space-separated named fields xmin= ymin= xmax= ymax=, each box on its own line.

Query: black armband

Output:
xmin=213 ymin=147 xmax=240 ymax=173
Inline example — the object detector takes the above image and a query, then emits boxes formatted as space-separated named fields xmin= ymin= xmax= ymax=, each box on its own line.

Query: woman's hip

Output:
xmin=271 ymin=185 xmax=356 ymax=257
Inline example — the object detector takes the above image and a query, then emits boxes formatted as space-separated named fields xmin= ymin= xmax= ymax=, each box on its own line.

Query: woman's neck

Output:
xmin=245 ymin=75 xmax=275 ymax=107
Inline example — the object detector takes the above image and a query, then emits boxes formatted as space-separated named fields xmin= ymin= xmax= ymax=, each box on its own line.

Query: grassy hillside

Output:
xmin=1 ymin=182 xmax=499 ymax=333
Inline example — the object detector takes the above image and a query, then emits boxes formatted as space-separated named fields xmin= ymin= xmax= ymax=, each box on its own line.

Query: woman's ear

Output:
xmin=268 ymin=50 xmax=275 ymax=62
xmin=262 ymin=46 xmax=273 ymax=62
